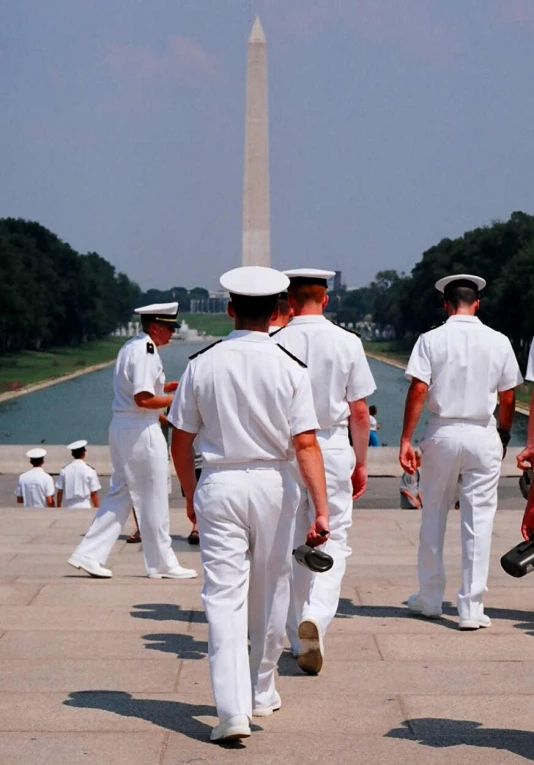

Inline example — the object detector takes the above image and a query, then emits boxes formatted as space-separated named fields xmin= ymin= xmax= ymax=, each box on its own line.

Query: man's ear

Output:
xmin=270 ymin=307 xmax=280 ymax=323
xmin=227 ymin=301 xmax=236 ymax=318
xmin=322 ymin=294 xmax=329 ymax=309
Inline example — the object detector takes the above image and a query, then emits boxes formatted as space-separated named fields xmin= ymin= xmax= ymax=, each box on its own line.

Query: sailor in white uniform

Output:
xmin=56 ymin=440 xmax=101 ymax=509
xmin=400 ymin=274 xmax=522 ymax=629
xmin=516 ymin=339 xmax=534 ymax=538
xmin=169 ymin=266 xmax=330 ymax=743
xmin=274 ymin=268 xmax=376 ymax=674
xmin=68 ymin=302 xmax=197 ymax=581
xmin=16 ymin=448 xmax=55 ymax=508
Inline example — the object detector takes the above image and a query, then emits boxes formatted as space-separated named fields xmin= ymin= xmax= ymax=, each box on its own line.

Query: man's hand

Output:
xmin=164 ymin=380 xmax=179 ymax=393
xmin=517 ymin=446 xmax=534 ymax=472
xmin=351 ymin=463 xmax=367 ymax=500
xmin=521 ymin=499 xmax=534 ymax=541
xmin=306 ymin=514 xmax=330 ymax=547
xmin=186 ymin=498 xmax=196 ymax=524
xmin=399 ymin=438 xmax=417 ymax=474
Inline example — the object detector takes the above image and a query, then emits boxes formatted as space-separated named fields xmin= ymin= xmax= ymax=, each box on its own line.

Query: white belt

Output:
xmin=429 ymin=415 xmax=496 ymax=428
xmin=317 ymin=425 xmax=348 ymax=438
xmin=202 ymin=460 xmax=286 ymax=471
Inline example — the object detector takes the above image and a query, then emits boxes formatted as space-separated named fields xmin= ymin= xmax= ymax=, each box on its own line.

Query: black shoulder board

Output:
xmin=334 ymin=323 xmax=361 ymax=338
xmin=269 ymin=327 xmax=284 ymax=337
xmin=189 ymin=339 xmax=223 ymax=360
xmin=276 ymin=344 xmax=307 ymax=368
xmin=146 ymin=342 xmax=155 ymax=354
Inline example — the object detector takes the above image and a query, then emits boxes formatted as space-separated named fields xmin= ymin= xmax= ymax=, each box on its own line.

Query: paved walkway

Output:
xmin=0 ymin=504 xmax=533 ymax=764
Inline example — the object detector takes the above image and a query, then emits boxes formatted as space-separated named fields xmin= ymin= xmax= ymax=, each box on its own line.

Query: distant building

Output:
xmin=190 ymin=290 xmax=228 ymax=314
xmin=333 ymin=270 xmax=345 ymax=292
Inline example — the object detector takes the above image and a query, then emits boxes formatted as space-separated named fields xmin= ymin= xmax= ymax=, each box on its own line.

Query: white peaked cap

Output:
xmin=220 ymin=267 xmax=290 ymax=296
xmin=67 ymin=440 xmax=88 ymax=451
xmin=283 ymin=268 xmax=336 ymax=280
xmin=26 ymin=448 xmax=46 ymax=459
xmin=435 ymin=274 xmax=486 ymax=293
xmin=134 ymin=302 xmax=178 ymax=315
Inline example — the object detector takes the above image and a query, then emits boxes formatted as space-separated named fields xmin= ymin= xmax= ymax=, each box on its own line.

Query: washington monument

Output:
xmin=242 ymin=16 xmax=270 ymax=267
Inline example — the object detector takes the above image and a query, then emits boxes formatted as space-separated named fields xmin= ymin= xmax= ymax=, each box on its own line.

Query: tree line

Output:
xmin=336 ymin=211 xmax=534 ymax=369
xmin=0 ymin=218 xmax=141 ymax=353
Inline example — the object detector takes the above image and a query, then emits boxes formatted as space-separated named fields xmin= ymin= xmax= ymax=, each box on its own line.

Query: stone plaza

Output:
xmin=0 ymin=477 xmax=532 ymax=764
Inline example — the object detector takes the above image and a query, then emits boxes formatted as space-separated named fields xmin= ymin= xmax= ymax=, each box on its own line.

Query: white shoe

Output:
xmin=148 ymin=566 xmax=198 ymax=579
xmin=210 ymin=714 xmax=251 ymax=742
xmin=297 ymin=619 xmax=324 ymax=675
xmin=252 ymin=691 xmax=282 ymax=717
xmin=68 ymin=555 xmax=112 ymax=579
xmin=407 ymin=593 xmax=441 ymax=619
xmin=459 ymin=613 xmax=491 ymax=631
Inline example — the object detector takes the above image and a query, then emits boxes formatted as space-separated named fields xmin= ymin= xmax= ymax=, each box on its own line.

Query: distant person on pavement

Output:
xmin=16 ymin=448 xmax=55 ymax=508
xmin=56 ymin=440 xmax=101 ymax=508
xmin=368 ymin=404 xmax=380 ymax=446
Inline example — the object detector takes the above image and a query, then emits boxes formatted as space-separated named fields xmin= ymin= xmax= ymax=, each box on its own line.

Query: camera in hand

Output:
xmin=293 ymin=544 xmax=333 ymax=573
xmin=501 ymin=538 xmax=534 ymax=578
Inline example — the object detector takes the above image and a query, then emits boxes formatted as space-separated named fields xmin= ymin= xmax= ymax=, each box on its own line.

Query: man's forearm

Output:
xmin=349 ymin=398 xmax=369 ymax=466
xmin=56 ymin=490 xmax=63 ymax=508
xmin=294 ymin=439 xmax=329 ymax=517
xmin=135 ymin=393 xmax=174 ymax=411
xmin=497 ymin=389 xmax=516 ymax=433
xmin=525 ymin=391 xmax=534 ymax=448
xmin=171 ymin=431 xmax=197 ymax=501
xmin=401 ymin=380 xmax=428 ymax=441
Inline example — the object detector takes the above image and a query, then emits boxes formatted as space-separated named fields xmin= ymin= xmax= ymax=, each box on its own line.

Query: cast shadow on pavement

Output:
xmin=335 ymin=598 xmax=459 ymax=630
xmin=130 ymin=603 xmax=208 ymax=624
xmin=142 ymin=632 xmax=208 ymax=660
xmin=386 ymin=718 xmax=534 ymax=761
xmin=64 ymin=691 xmax=259 ymax=747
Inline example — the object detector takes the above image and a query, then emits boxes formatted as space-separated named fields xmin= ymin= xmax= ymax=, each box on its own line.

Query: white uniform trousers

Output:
xmin=194 ymin=462 xmax=299 ymax=723
xmin=286 ymin=435 xmax=355 ymax=648
xmin=417 ymin=417 xmax=502 ymax=621
xmin=73 ymin=416 xmax=178 ymax=576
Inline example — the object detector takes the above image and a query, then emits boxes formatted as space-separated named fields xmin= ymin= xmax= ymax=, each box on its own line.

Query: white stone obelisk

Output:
xmin=242 ymin=16 xmax=270 ymax=267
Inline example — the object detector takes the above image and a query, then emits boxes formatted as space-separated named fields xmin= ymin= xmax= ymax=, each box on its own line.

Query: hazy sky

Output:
xmin=3 ymin=1 xmax=534 ymax=291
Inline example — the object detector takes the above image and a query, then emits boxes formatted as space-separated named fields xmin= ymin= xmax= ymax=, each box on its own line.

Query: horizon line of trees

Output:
xmin=0 ymin=218 xmax=141 ymax=353
xmin=335 ymin=210 xmax=534 ymax=370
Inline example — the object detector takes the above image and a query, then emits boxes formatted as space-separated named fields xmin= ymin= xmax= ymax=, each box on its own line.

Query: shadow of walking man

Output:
xmin=386 ymin=718 xmax=534 ymax=761
xmin=64 ymin=691 xmax=254 ymax=747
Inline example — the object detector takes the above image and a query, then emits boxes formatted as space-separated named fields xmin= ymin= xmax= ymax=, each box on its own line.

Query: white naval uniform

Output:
xmin=71 ymin=332 xmax=179 ymax=575
xmin=168 ymin=330 xmax=318 ymax=722
xmin=406 ymin=315 xmax=522 ymax=621
xmin=526 ymin=338 xmax=534 ymax=382
xmin=56 ymin=460 xmax=101 ymax=508
xmin=274 ymin=316 xmax=376 ymax=645
xmin=15 ymin=467 xmax=55 ymax=508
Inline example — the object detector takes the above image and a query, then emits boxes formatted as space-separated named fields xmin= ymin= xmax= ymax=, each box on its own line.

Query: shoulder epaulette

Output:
xmin=146 ymin=341 xmax=155 ymax=354
xmin=334 ymin=323 xmax=361 ymax=338
xmin=276 ymin=344 xmax=307 ymax=368
xmin=269 ymin=327 xmax=284 ymax=337
xmin=189 ymin=339 xmax=223 ymax=360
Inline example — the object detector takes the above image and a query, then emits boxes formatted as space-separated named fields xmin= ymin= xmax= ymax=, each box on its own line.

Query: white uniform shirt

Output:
xmin=274 ymin=316 xmax=376 ymax=432
xmin=405 ymin=315 xmax=522 ymax=419
xmin=16 ymin=468 xmax=55 ymax=508
xmin=168 ymin=330 xmax=319 ymax=465
xmin=526 ymin=338 xmax=534 ymax=382
xmin=111 ymin=332 xmax=165 ymax=421
xmin=369 ymin=415 xmax=377 ymax=432
xmin=56 ymin=460 xmax=101 ymax=508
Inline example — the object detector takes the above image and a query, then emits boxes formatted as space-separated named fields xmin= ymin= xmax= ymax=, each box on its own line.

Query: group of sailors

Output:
xmin=16 ymin=441 xmax=100 ymax=509
xmin=13 ymin=264 xmax=534 ymax=745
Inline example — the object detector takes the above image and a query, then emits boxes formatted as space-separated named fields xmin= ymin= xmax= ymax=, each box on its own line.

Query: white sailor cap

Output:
xmin=220 ymin=267 xmax=290 ymax=296
xmin=26 ymin=448 xmax=47 ymax=459
xmin=435 ymin=274 xmax=486 ymax=293
xmin=134 ymin=302 xmax=179 ymax=327
xmin=67 ymin=439 xmax=88 ymax=451
xmin=284 ymin=268 xmax=336 ymax=287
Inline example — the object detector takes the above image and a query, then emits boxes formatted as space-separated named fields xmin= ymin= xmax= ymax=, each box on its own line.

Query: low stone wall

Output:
xmin=0 ymin=444 xmax=525 ymax=477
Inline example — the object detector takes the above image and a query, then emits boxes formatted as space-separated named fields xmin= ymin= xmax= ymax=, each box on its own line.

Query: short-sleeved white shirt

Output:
xmin=56 ymin=460 xmax=101 ymax=508
xmin=111 ymin=332 xmax=165 ymax=421
xmin=274 ymin=316 xmax=376 ymax=432
xmin=16 ymin=468 xmax=55 ymax=507
xmin=405 ymin=315 xmax=522 ymax=419
xmin=167 ymin=330 xmax=319 ymax=466
xmin=526 ymin=339 xmax=534 ymax=382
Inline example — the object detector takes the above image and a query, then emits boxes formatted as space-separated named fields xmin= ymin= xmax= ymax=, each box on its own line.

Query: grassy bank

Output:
xmin=0 ymin=337 xmax=126 ymax=393
xmin=183 ymin=314 xmax=233 ymax=337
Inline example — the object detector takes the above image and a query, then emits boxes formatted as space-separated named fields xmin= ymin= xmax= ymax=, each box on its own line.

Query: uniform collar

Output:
xmin=287 ymin=315 xmax=328 ymax=325
xmin=446 ymin=315 xmax=480 ymax=324
xmin=226 ymin=330 xmax=273 ymax=341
